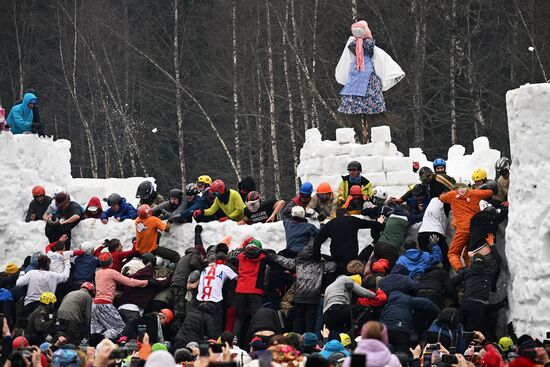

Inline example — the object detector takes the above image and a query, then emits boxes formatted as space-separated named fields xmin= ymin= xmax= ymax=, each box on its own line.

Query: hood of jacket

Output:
xmin=86 ymin=196 xmax=103 ymax=210
xmin=353 ymin=339 xmax=398 ymax=367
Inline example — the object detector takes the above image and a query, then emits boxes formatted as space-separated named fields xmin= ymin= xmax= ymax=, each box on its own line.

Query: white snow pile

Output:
xmin=505 ymin=83 xmax=550 ymax=338
xmin=297 ymin=126 xmax=500 ymax=197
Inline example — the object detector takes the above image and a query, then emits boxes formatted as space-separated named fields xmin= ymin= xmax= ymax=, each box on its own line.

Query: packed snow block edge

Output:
xmin=365 ymin=172 xmax=386 ymax=186
xmin=386 ymin=170 xmax=419 ymax=186
xmin=472 ymin=136 xmax=490 ymax=152
xmin=383 ymin=157 xmax=413 ymax=172
xmin=356 ymin=156 xmax=383 ymax=172
xmin=370 ymin=125 xmax=391 ymax=143
xmin=304 ymin=128 xmax=322 ymax=146
xmin=322 ymin=156 xmax=350 ymax=176
xmin=335 ymin=128 xmax=356 ymax=144
xmin=447 ymin=144 xmax=466 ymax=160
xmin=505 ymin=83 xmax=550 ymax=338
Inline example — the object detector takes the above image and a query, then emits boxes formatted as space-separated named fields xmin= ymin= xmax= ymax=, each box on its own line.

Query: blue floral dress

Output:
xmin=337 ymin=38 xmax=386 ymax=115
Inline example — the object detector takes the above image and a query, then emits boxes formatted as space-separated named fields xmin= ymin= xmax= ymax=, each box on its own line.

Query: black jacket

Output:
xmin=171 ymin=247 xmax=204 ymax=288
xmin=25 ymin=196 xmax=53 ymax=222
xmin=174 ymin=303 xmax=217 ymax=348
xmin=381 ymin=290 xmax=441 ymax=333
xmin=418 ymin=268 xmax=458 ymax=303
xmin=26 ymin=304 xmax=56 ymax=340
xmin=313 ymin=215 xmax=382 ymax=265
xmin=468 ymin=207 xmax=508 ymax=251
xmin=463 ymin=255 xmax=497 ymax=302
xmin=247 ymin=307 xmax=283 ymax=340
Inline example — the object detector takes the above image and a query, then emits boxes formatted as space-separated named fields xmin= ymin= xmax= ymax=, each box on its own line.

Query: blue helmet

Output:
xmin=299 ymin=182 xmax=314 ymax=195
xmin=433 ymin=158 xmax=446 ymax=169
xmin=53 ymin=349 xmax=80 ymax=367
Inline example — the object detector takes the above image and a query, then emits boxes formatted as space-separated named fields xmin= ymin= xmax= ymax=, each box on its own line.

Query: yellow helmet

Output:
xmin=471 ymin=168 xmax=487 ymax=182
xmin=498 ymin=336 xmax=513 ymax=352
xmin=40 ymin=292 xmax=57 ymax=305
xmin=197 ymin=175 xmax=212 ymax=186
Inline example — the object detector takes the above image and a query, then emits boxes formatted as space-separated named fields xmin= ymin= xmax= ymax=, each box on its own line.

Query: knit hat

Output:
xmin=188 ymin=270 xmax=201 ymax=283
xmin=339 ymin=333 xmax=351 ymax=347
xmin=98 ymin=252 xmax=113 ymax=268
xmin=152 ymin=343 xmax=168 ymax=352
xmin=5 ymin=262 xmax=19 ymax=274
xmin=245 ymin=239 xmax=262 ymax=258
xmin=302 ymin=332 xmax=318 ymax=347
xmin=480 ymin=346 xmax=503 ymax=367
xmin=371 ymin=259 xmax=389 ymax=274
xmin=13 ymin=336 xmax=29 ymax=348
xmin=350 ymin=274 xmax=362 ymax=286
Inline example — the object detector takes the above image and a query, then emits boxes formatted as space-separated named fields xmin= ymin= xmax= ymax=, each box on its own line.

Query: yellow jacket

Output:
xmin=204 ymin=189 xmax=246 ymax=221
xmin=337 ymin=175 xmax=373 ymax=206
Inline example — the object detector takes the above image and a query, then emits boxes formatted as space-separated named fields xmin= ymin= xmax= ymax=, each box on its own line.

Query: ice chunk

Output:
xmin=383 ymin=157 xmax=413 ymax=172
xmin=366 ymin=172 xmax=387 ymax=186
xmin=356 ymin=156 xmax=383 ymax=172
xmin=386 ymin=170 xmax=419 ymax=186
xmin=448 ymin=145 xmax=466 ymax=160
xmin=370 ymin=125 xmax=391 ymax=143
xmin=335 ymin=128 xmax=356 ymax=144
xmin=473 ymin=136 xmax=490 ymax=152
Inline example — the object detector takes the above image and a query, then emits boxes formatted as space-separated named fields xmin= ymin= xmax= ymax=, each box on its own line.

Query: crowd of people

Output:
xmin=1 ymin=149 xmax=542 ymax=367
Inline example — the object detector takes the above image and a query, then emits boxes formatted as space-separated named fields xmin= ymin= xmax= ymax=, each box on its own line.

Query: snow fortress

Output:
xmin=505 ymin=83 xmax=550 ymax=338
xmin=0 ymin=123 xmax=501 ymax=268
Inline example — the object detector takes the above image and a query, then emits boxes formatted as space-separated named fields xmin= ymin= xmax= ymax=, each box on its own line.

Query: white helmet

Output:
xmin=291 ymin=205 xmax=305 ymax=219
xmin=372 ymin=186 xmax=388 ymax=205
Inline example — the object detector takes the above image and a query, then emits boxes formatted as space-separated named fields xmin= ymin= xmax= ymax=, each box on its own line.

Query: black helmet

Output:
xmin=136 ymin=181 xmax=154 ymax=199
xmin=495 ymin=157 xmax=511 ymax=175
xmin=347 ymin=160 xmax=362 ymax=172
xmin=411 ymin=184 xmax=426 ymax=196
xmin=169 ymin=189 xmax=183 ymax=201
xmin=185 ymin=183 xmax=199 ymax=196
xmin=104 ymin=193 xmax=123 ymax=207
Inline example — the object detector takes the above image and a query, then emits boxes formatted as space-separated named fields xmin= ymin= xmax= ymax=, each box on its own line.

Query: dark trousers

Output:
xmin=45 ymin=221 xmax=80 ymax=250
xmin=323 ymin=304 xmax=366 ymax=338
xmin=58 ymin=319 xmax=87 ymax=344
xmin=461 ymin=299 xmax=486 ymax=332
xmin=374 ymin=242 xmax=399 ymax=268
xmin=418 ymin=232 xmax=450 ymax=270
xmin=152 ymin=246 xmax=180 ymax=263
xmin=205 ymin=301 xmax=225 ymax=337
xmin=293 ymin=303 xmax=318 ymax=334
xmin=233 ymin=293 xmax=262 ymax=344
xmin=388 ymin=330 xmax=411 ymax=353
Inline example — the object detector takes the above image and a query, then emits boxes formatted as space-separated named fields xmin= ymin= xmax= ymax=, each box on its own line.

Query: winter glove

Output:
xmin=195 ymin=225 xmax=203 ymax=234
xmin=193 ymin=209 xmax=203 ymax=218
xmin=147 ymin=279 xmax=158 ymax=287
xmin=219 ymin=217 xmax=229 ymax=222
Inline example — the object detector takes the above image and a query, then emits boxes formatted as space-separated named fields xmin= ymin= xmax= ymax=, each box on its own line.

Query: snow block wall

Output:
xmin=296 ymin=126 xmax=500 ymax=196
xmin=506 ymin=83 xmax=550 ymax=338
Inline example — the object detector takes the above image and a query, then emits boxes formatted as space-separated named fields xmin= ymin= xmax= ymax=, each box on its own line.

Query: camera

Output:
xmin=426 ymin=343 xmax=440 ymax=350
xmin=463 ymin=331 xmax=475 ymax=342
xmin=441 ymin=354 xmax=458 ymax=366
xmin=109 ymin=348 xmax=129 ymax=360
xmin=138 ymin=325 xmax=147 ymax=341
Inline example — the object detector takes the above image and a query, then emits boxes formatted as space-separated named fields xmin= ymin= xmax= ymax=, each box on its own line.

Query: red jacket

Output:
xmin=235 ymin=252 xmax=268 ymax=295
xmin=94 ymin=245 xmax=138 ymax=272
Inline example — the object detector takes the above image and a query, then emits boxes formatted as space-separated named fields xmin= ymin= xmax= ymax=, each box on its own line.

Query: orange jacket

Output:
xmin=439 ymin=189 xmax=493 ymax=230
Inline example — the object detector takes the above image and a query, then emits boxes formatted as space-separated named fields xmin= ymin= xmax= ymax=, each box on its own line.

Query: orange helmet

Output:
xmin=32 ymin=185 xmax=46 ymax=197
xmin=350 ymin=185 xmax=362 ymax=196
xmin=160 ymin=308 xmax=174 ymax=324
xmin=317 ymin=182 xmax=333 ymax=195
xmin=138 ymin=204 xmax=152 ymax=219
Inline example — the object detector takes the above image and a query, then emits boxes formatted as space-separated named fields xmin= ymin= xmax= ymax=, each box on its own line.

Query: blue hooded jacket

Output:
xmin=100 ymin=198 xmax=137 ymax=221
xmin=7 ymin=93 xmax=37 ymax=134
xmin=178 ymin=195 xmax=206 ymax=221
xmin=396 ymin=245 xmax=442 ymax=279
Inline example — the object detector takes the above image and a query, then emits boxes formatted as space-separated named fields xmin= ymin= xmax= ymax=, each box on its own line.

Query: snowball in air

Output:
xmin=152 ymin=128 xmax=158 ymax=133
xmin=528 ymin=46 xmax=535 ymax=52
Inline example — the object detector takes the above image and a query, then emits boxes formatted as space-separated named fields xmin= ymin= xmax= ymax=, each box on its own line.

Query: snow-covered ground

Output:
xmin=505 ymin=83 xmax=550 ymax=338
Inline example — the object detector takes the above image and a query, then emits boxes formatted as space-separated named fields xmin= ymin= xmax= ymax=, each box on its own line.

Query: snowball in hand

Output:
xmin=152 ymin=128 xmax=158 ymax=133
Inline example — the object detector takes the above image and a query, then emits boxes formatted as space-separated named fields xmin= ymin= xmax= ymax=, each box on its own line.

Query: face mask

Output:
xmin=246 ymin=199 xmax=261 ymax=213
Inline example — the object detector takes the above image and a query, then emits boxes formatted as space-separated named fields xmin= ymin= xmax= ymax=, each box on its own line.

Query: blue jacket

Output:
xmin=72 ymin=254 xmax=99 ymax=283
xmin=381 ymin=290 xmax=441 ymax=333
xmin=406 ymin=195 xmax=430 ymax=224
xmin=283 ymin=218 xmax=319 ymax=254
xmin=7 ymin=93 xmax=37 ymax=134
xmin=379 ymin=265 xmax=419 ymax=296
xmin=396 ymin=245 xmax=442 ymax=278
xmin=178 ymin=195 xmax=206 ymax=221
xmin=100 ymin=198 xmax=137 ymax=221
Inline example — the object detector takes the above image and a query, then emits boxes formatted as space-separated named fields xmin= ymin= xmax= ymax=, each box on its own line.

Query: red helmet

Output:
xmin=32 ymin=185 xmax=46 ymax=197
xmin=350 ymin=185 xmax=362 ymax=196
xmin=371 ymin=259 xmax=390 ymax=274
xmin=160 ymin=308 xmax=174 ymax=324
xmin=210 ymin=180 xmax=226 ymax=196
xmin=138 ymin=204 xmax=152 ymax=219
xmin=81 ymin=282 xmax=95 ymax=294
